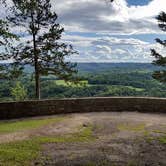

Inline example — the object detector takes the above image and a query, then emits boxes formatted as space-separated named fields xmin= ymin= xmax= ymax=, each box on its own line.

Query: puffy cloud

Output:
xmin=52 ymin=0 xmax=166 ymax=34
xmin=113 ymin=49 xmax=127 ymax=55
xmin=64 ymin=35 xmax=165 ymax=62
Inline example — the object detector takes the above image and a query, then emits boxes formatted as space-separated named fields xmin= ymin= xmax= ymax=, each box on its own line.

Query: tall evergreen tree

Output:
xmin=8 ymin=0 xmax=77 ymax=99
xmin=0 ymin=19 xmax=19 ymax=79
xmin=151 ymin=12 xmax=166 ymax=83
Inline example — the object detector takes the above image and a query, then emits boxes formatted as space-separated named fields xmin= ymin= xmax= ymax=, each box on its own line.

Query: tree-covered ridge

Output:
xmin=0 ymin=63 xmax=165 ymax=101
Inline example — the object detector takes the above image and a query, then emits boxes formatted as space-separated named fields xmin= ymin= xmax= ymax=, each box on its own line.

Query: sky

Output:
xmin=1 ymin=0 xmax=166 ymax=63
xmin=53 ymin=0 xmax=166 ymax=63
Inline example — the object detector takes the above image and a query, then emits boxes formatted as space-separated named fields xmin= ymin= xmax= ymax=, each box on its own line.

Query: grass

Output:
xmin=118 ymin=123 xmax=146 ymax=132
xmin=140 ymin=128 xmax=166 ymax=144
xmin=158 ymin=136 xmax=166 ymax=144
xmin=117 ymin=123 xmax=166 ymax=145
xmin=0 ymin=117 xmax=65 ymax=134
xmin=55 ymin=80 xmax=88 ymax=87
xmin=0 ymin=125 xmax=95 ymax=166
xmin=146 ymin=131 xmax=166 ymax=144
xmin=0 ymin=140 xmax=40 ymax=166
xmin=146 ymin=135 xmax=166 ymax=144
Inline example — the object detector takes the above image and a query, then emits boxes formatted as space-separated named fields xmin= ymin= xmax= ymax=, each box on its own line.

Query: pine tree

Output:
xmin=8 ymin=0 xmax=77 ymax=99
xmin=0 ymin=19 xmax=19 ymax=79
xmin=151 ymin=12 xmax=166 ymax=83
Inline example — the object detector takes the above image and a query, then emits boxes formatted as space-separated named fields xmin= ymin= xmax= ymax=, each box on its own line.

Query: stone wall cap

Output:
xmin=0 ymin=97 xmax=166 ymax=104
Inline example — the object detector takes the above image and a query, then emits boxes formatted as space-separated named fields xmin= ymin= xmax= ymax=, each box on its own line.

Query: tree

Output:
xmin=11 ymin=81 xmax=27 ymax=101
xmin=7 ymin=0 xmax=77 ymax=99
xmin=0 ymin=18 xmax=19 ymax=79
xmin=151 ymin=12 xmax=166 ymax=83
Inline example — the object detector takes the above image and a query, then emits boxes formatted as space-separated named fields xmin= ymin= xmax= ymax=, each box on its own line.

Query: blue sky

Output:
xmin=127 ymin=0 xmax=152 ymax=6
xmin=0 ymin=0 xmax=166 ymax=63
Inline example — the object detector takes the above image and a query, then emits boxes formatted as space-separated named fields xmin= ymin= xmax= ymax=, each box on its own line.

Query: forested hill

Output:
xmin=1 ymin=63 xmax=162 ymax=73
xmin=76 ymin=63 xmax=162 ymax=73
xmin=0 ymin=62 xmax=166 ymax=101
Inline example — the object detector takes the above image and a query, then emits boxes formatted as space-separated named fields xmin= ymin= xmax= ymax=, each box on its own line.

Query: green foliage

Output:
xmin=0 ymin=64 xmax=166 ymax=101
xmin=151 ymin=12 xmax=166 ymax=83
xmin=0 ymin=17 xmax=20 ymax=81
xmin=0 ymin=18 xmax=18 ymax=67
xmin=0 ymin=64 xmax=24 ymax=81
xmin=0 ymin=19 xmax=18 ymax=46
xmin=10 ymin=82 xmax=27 ymax=101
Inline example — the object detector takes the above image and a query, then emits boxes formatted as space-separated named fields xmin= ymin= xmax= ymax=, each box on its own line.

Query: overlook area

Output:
xmin=0 ymin=97 xmax=165 ymax=166
xmin=0 ymin=0 xmax=165 ymax=166
xmin=0 ymin=111 xmax=165 ymax=166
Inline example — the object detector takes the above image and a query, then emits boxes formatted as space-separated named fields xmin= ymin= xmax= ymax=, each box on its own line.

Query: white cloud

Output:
xmin=64 ymin=34 xmax=166 ymax=63
xmin=113 ymin=48 xmax=127 ymax=55
xmin=52 ymin=0 xmax=166 ymax=34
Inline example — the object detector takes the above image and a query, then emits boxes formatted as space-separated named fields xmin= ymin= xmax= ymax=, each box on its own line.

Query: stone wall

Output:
xmin=0 ymin=97 xmax=165 ymax=120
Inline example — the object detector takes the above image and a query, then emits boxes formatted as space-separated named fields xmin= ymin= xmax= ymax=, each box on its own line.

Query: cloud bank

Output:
xmin=0 ymin=0 xmax=166 ymax=62
xmin=53 ymin=0 xmax=166 ymax=34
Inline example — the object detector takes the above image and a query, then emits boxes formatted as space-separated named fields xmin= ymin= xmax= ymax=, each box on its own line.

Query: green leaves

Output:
xmin=0 ymin=19 xmax=18 ymax=47
xmin=156 ymin=12 xmax=166 ymax=32
xmin=10 ymin=81 xmax=27 ymax=101
xmin=151 ymin=12 xmax=166 ymax=83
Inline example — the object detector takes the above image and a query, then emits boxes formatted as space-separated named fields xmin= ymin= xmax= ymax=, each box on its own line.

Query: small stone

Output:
xmin=83 ymin=123 xmax=88 ymax=127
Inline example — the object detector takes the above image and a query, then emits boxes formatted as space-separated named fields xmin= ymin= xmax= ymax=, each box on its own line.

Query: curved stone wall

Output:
xmin=0 ymin=97 xmax=165 ymax=120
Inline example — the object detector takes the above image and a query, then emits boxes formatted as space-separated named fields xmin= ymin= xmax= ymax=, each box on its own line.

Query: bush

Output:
xmin=11 ymin=82 xmax=27 ymax=101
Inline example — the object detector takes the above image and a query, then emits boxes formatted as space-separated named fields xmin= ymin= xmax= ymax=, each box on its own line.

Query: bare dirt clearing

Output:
xmin=0 ymin=112 xmax=166 ymax=166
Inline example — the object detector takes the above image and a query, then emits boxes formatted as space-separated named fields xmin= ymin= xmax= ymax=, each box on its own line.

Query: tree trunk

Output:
xmin=35 ymin=64 xmax=40 ymax=100
xmin=33 ymin=38 xmax=41 ymax=100
xmin=31 ymin=13 xmax=41 ymax=100
xmin=32 ymin=33 xmax=40 ymax=99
